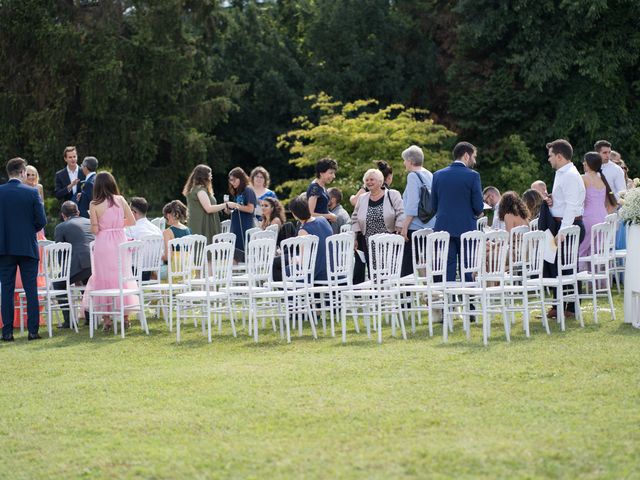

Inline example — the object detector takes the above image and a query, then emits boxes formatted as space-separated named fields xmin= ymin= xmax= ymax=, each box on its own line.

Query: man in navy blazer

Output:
xmin=431 ymin=142 xmax=484 ymax=281
xmin=77 ymin=156 xmax=98 ymax=218
xmin=54 ymin=146 xmax=85 ymax=206
xmin=0 ymin=158 xmax=47 ymax=341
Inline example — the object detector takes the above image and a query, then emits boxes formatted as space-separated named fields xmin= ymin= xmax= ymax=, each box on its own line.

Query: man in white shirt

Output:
xmin=482 ymin=186 xmax=504 ymax=230
xmin=543 ymin=139 xmax=586 ymax=319
xmin=595 ymin=140 xmax=626 ymax=200
xmin=126 ymin=197 xmax=162 ymax=240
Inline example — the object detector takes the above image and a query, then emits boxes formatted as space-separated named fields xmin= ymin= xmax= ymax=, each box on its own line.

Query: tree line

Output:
xmin=1 ymin=0 xmax=638 ymax=215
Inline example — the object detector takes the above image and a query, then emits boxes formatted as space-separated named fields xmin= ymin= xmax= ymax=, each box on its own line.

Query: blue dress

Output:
xmin=231 ymin=186 xmax=257 ymax=251
xmin=300 ymin=217 xmax=333 ymax=281
xmin=306 ymin=181 xmax=329 ymax=214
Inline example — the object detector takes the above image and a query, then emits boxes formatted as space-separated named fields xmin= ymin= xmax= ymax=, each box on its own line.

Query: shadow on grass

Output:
xmin=611 ymin=322 xmax=640 ymax=336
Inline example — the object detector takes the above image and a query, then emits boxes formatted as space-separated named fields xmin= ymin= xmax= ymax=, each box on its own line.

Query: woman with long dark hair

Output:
xmin=82 ymin=172 xmax=137 ymax=331
xmin=259 ymin=197 xmax=285 ymax=230
xmin=226 ymin=167 xmax=257 ymax=255
xmin=522 ymin=189 xmax=543 ymax=221
xmin=579 ymin=151 xmax=617 ymax=264
xmin=497 ymin=191 xmax=529 ymax=232
xmin=183 ymin=164 xmax=225 ymax=244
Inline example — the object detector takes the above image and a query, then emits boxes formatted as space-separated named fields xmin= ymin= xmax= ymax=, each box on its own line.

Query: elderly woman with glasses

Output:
xmin=351 ymin=168 xmax=404 ymax=264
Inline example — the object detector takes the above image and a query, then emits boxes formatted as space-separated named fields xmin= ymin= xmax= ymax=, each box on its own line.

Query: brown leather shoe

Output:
xmin=547 ymin=308 xmax=557 ymax=318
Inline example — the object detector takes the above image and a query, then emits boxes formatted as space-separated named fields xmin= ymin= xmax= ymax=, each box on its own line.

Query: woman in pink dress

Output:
xmin=578 ymin=152 xmax=618 ymax=270
xmin=82 ymin=172 xmax=137 ymax=331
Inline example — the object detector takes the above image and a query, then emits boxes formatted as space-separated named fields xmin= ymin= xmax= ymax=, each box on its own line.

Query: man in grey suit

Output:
xmin=54 ymin=201 xmax=95 ymax=328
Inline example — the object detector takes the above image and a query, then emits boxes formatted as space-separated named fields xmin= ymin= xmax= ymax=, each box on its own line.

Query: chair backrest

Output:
xmin=151 ymin=216 xmax=166 ymax=230
xmin=118 ymin=240 xmax=144 ymax=288
xmin=246 ymin=238 xmax=277 ymax=287
xmin=326 ymin=232 xmax=354 ymax=287
xmin=251 ymin=229 xmax=277 ymax=243
xmin=589 ymin=222 xmax=611 ymax=269
xmin=244 ymin=227 xmax=262 ymax=251
xmin=38 ymin=239 xmax=54 ymax=281
xmin=280 ymin=235 xmax=318 ymax=287
xmin=476 ymin=216 xmax=488 ymax=231
xmin=411 ymin=228 xmax=434 ymax=281
xmin=89 ymin=240 xmax=95 ymax=274
xmin=212 ymin=232 xmax=236 ymax=244
xmin=509 ymin=225 xmax=530 ymax=277
xmin=484 ymin=230 xmax=509 ymax=282
xmin=220 ymin=219 xmax=231 ymax=234
xmin=529 ymin=217 xmax=539 ymax=231
xmin=186 ymin=234 xmax=207 ymax=279
xmin=557 ymin=225 xmax=580 ymax=275
xmin=204 ymin=242 xmax=234 ymax=291
xmin=43 ymin=242 xmax=72 ymax=289
xmin=340 ymin=223 xmax=352 ymax=233
xmin=167 ymin=236 xmax=194 ymax=284
xmin=367 ymin=233 xmax=404 ymax=285
xmin=266 ymin=224 xmax=280 ymax=235
xmin=604 ymin=212 xmax=618 ymax=254
xmin=522 ymin=230 xmax=545 ymax=280
xmin=425 ymin=231 xmax=450 ymax=284
xmin=460 ymin=230 xmax=485 ymax=284
xmin=138 ymin=235 xmax=163 ymax=282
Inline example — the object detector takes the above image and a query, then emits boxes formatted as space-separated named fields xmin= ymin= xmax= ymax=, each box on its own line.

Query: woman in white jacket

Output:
xmin=351 ymin=169 xmax=405 ymax=261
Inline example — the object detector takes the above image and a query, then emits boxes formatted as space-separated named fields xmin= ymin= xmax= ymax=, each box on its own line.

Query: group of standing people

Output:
xmin=0 ymin=133 xmax=635 ymax=339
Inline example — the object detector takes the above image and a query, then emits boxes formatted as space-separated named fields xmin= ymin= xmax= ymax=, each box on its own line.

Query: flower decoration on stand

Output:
xmin=618 ymin=177 xmax=640 ymax=225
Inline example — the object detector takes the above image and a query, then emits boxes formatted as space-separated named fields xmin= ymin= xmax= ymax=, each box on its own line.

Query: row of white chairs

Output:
xmin=10 ymin=217 xmax=621 ymax=344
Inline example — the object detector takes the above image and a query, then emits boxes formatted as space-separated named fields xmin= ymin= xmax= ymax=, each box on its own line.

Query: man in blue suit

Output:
xmin=431 ymin=142 xmax=484 ymax=281
xmin=0 ymin=158 xmax=48 ymax=341
xmin=77 ymin=156 xmax=98 ymax=218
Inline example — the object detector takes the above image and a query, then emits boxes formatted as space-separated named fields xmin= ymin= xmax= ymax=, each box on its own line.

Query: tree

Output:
xmin=277 ymin=92 xmax=456 ymax=204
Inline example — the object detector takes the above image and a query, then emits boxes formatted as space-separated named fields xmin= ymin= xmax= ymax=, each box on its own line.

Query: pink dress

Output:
xmin=578 ymin=185 xmax=608 ymax=270
xmin=82 ymin=201 xmax=139 ymax=312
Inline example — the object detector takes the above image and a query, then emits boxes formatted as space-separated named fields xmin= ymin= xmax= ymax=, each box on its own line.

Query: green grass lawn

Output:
xmin=2 ymin=294 xmax=639 ymax=479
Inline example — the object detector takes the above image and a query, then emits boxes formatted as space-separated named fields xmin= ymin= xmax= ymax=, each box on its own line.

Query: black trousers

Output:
xmin=541 ymin=206 xmax=585 ymax=313
xmin=0 ymin=255 xmax=40 ymax=336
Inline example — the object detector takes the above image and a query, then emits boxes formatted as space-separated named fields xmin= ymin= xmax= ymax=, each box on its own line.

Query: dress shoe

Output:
xmin=1 ymin=335 xmax=15 ymax=342
xmin=57 ymin=322 xmax=70 ymax=329
xmin=27 ymin=333 xmax=42 ymax=341
xmin=547 ymin=308 xmax=558 ymax=318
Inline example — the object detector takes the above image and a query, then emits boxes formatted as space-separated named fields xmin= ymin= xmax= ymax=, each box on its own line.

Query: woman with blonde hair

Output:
xmin=25 ymin=165 xmax=45 ymax=202
xmin=161 ymin=200 xmax=191 ymax=263
xmin=183 ymin=164 xmax=225 ymax=244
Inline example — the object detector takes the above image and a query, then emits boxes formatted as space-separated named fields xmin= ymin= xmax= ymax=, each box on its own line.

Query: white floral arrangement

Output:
xmin=619 ymin=177 xmax=640 ymax=224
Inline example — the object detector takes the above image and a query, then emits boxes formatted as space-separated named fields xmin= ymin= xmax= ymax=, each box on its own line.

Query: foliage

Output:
xmin=446 ymin=0 xmax=640 ymax=183
xmin=489 ymin=134 xmax=544 ymax=194
xmin=277 ymin=93 xmax=455 ymax=202
xmin=2 ymin=0 xmax=640 ymax=211
xmin=1 ymin=296 xmax=639 ymax=478
xmin=619 ymin=181 xmax=640 ymax=225
xmin=0 ymin=0 xmax=243 ymax=207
